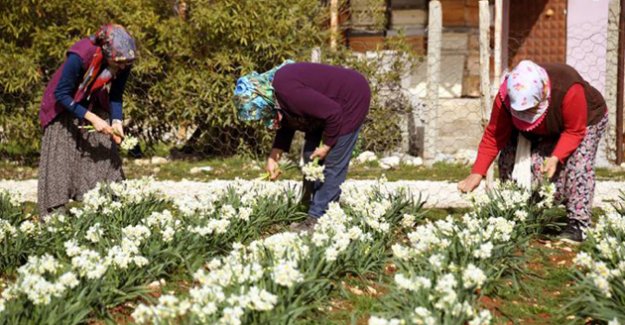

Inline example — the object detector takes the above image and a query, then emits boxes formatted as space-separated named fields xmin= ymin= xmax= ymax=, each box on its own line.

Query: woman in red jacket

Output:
xmin=458 ymin=60 xmax=608 ymax=243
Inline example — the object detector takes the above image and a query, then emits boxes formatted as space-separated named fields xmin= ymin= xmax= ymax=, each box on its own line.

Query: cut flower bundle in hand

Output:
xmin=256 ymin=159 xmax=297 ymax=181
xmin=79 ymin=125 xmax=138 ymax=151
xmin=119 ymin=135 xmax=138 ymax=151
xmin=302 ymin=158 xmax=325 ymax=182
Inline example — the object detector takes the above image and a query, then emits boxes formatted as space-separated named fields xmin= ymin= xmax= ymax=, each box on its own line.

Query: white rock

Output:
xmin=621 ymin=163 xmax=625 ymax=169
xmin=454 ymin=149 xmax=477 ymax=164
xmin=379 ymin=156 xmax=401 ymax=170
xmin=150 ymin=156 xmax=169 ymax=165
xmin=133 ymin=159 xmax=151 ymax=166
xmin=190 ymin=166 xmax=214 ymax=174
xmin=404 ymin=156 xmax=423 ymax=166
xmin=355 ymin=151 xmax=378 ymax=164
xmin=434 ymin=153 xmax=453 ymax=163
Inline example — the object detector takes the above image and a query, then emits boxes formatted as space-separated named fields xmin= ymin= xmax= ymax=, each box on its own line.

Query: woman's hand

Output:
xmin=541 ymin=156 xmax=559 ymax=178
xmin=85 ymin=112 xmax=113 ymax=135
xmin=266 ymin=148 xmax=283 ymax=181
xmin=310 ymin=144 xmax=331 ymax=161
xmin=458 ymin=173 xmax=484 ymax=193
xmin=111 ymin=120 xmax=124 ymax=145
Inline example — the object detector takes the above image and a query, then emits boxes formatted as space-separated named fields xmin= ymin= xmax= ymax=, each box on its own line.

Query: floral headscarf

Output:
xmin=72 ymin=24 xmax=137 ymax=105
xmin=505 ymin=60 xmax=551 ymax=131
xmin=233 ymin=60 xmax=294 ymax=129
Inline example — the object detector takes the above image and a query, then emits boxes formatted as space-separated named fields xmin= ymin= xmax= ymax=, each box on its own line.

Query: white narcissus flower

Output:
xmin=19 ymin=221 xmax=37 ymax=235
xmin=468 ymin=310 xmax=492 ymax=325
xmin=120 ymin=135 xmax=139 ymax=151
xmin=238 ymin=207 xmax=253 ymax=221
xmin=69 ymin=207 xmax=84 ymax=218
xmin=462 ymin=264 xmax=487 ymax=289
xmin=573 ymin=252 xmax=593 ymax=269
xmin=514 ymin=210 xmax=528 ymax=222
xmin=247 ymin=286 xmax=278 ymax=311
xmin=394 ymin=273 xmax=431 ymax=292
xmin=122 ymin=224 xmax=151 ymax=245
xmin=412 ymin=306 xmax=436 ymax=325
xmin=71 ymin=249 xmax=108 ymax=280
xmin=85 ymin=223 xmax=104 ymax=243
xmin=473 ymin=242 xmax=493 ymax=259
xmin=0 ymin=219 xmax=17 ymax=242
xmin=132 ymin=294 xmax=190 ymax=324
xmin=220 ymin=306 xmax=244 ymax=325
xmin=590 ymin=274 xmax=612 ymax=298
xmin=428 ymin=254 xmax=445 ymax=271
xmin=302 ymin=160 xmax=325 ymax=182
xmin=324 ymin=247 xmax=339 ymax=262
xmin=134 ymin=256 xmax=149 ymax=267
xmin=368 ymin=316 xmax=403 ymax=325
xmin=272 ymin=260 xmax=304 ymax=288
xmin=64 ymin=240 xmax=81 ymax=257
xmin=391 ymin=244 xmax=412 ymax=261
xmin=401 ymin=214 xmax=416 ymax=227
xmin=58 ymin=272 xmax=80 ymax=289
xmin=162 ymin=227 xmax=176 ymax=242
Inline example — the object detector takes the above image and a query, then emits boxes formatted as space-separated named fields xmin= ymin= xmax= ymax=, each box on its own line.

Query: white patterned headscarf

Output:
xmin=506 ymin=60 xmax=551 ymax=131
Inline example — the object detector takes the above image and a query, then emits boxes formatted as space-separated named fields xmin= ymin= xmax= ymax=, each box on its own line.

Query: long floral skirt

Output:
xmin=37 ymin=108 xmax=124 ymax=216
xmin=498 ymin=113 xmax=608 ymax=226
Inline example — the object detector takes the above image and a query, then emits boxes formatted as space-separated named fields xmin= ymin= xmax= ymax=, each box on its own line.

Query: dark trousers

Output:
xmin=301 ymin=128 xmax=360 ymax=218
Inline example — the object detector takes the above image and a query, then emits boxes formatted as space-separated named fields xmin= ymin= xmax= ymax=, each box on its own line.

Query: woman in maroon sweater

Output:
xmin=234 ymin=61 xmax=371 ymax=232
xmin=458 ymin=60 xmax=608 ymax=243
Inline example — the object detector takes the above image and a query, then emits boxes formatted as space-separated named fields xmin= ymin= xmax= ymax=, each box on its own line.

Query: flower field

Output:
xmin=1 ymin=178 xmax=624 ymax=324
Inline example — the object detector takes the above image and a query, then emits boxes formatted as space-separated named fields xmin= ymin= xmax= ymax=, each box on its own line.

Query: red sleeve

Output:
xmin=551 ymin=84 xmax=587 ymax=162
xmin=471 ymin=95 xmax=514 ymax=176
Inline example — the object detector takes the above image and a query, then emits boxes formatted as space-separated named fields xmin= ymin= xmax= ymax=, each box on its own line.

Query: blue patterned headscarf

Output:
xmin=234 ymin=60 xmax=294 ymax=129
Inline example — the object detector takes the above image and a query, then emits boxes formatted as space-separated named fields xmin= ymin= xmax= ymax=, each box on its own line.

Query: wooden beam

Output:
xmin=617 ymin=0 xmax=625 ymax=164
xmin=330 ymin=0 xmax=339 ymax=50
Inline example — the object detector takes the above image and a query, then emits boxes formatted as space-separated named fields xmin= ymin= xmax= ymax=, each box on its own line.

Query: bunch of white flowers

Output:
xmin=3 ymin=255 xmax=80 ymax=306
xmin=70 ymin=248 xmax=108 ymax=280
xmin=272 ymin=260 xmax=304 ymax=288
xmin=393 ymin=273 xmax=432 ymax=292
xmin=302 ymin=160 xmax=325 ymax=182
xmin=462 ymin=264 xmax=487 ymax=289
xmin=573 ymin=212 xmax=625 ymax=299
xmin=85 ymin=223 xmax=104 ymax=243
xmin=145 ymin=210 xmax=182 ymax=242
xmin=1 ymin=189 xmax=24 ymax=207
xmin=119 ymin=135 xmax=139 ymax=151
xmin=132 ymin=294 xmax=191 ymax=324
xmin=0 ymin=218 xmax=17 ymax=242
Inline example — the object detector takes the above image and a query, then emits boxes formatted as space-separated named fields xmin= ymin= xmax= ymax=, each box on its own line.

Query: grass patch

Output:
xmin=491 ymin=241 xmax=579 ymax=324
xmin=596 ymin=167 xmax=625 ymax=181
xmin=4 ymin=153 xmax=624 ymax=183
xmin=0 ymin=157 xmax=474 ymax=182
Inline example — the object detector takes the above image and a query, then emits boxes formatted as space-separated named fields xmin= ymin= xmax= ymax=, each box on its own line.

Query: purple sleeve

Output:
xmin=272 ymin=126 xmax=296 ymax=152
xmin=277 ymin=86 xmax=343 ymax=147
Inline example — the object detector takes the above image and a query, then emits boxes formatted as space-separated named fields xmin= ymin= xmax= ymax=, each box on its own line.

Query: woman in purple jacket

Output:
xmin=37 ymin=24 xmax=136 ymax=216
xmin=234 ymin=61 xmax=371 ymax=232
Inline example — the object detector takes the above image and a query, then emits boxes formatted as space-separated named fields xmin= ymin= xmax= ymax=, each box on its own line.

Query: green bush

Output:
xmin=0 ymin=0 xmax=416 ymax=159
